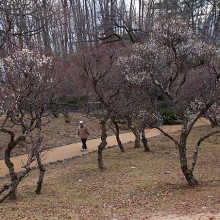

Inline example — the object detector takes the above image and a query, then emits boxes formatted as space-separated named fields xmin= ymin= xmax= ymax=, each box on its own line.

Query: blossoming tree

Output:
xmin=120 ymin=19 xmax=220 ymax=185
xmin=0 ymin=49 xmax=59 ymax=201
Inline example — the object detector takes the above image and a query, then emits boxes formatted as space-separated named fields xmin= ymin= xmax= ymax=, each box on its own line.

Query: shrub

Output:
xmin=160 ymin=108 xmax=177 ymax=124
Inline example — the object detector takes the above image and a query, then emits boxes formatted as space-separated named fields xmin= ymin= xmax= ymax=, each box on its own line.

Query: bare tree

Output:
xmin=111 ymin=117 xmax=125 ymax=152
xmin=73 ymin=45 xmax=125 ymax=169
xmin=0 ymin=0 xmax=45 ymax=55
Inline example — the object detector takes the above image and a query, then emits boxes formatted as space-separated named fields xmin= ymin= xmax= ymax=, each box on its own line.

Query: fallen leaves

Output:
xmin=1 ymin=126 xmax=220 ymax=219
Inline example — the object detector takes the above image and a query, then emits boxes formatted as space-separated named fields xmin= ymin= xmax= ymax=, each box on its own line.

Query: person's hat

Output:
xmin=79 ymin=121 xmax=84 ymax=124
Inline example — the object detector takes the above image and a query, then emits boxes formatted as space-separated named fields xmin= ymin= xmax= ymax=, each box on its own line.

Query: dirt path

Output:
xmin=150 ymin=213 xmax=220 ymax=219
xmin=0 ymin=119 xmax=209 ymax=177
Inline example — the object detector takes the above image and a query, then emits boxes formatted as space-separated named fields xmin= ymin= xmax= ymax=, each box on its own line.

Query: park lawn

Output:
xmin=1 ymin=126 xmax=220 ymax=219
xmin=0 ymin=113 xmax=116 ymax=159
xmin=0 ymin=113 xmax=129 ymax=159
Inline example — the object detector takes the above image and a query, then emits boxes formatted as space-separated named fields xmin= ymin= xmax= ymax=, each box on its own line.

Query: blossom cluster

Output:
xmin=0 ymin=49 xmax=53 ymax=114
xmin=1 ymin=49 xmax=52 ymax=80
xmin=119 ymin=19 xmax=218 ymax=92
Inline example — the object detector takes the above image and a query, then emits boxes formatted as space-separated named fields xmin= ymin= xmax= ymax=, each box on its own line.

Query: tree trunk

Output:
xmin=181 ymin=165 xmax=198 ymax=186
xmin=97 ymin=119 xmax=108 ymax=170
xmin=98 ymin=147 xmax=104 ymax=170
xmin=9 ymin=180 xmax=17 ymax=200
xmin=5 ymin=145 xmax=18 ymax=200
xmin=134 ymin=131 xmax=141 ymax=148
xmin=42 ymin=0 xmax=52 ymax=54
xmin=35 ymin=153 xmax=46 ymax=194
xmin=207 ymin=116 xmax=219 ymax=127
xmin=64 ymin=112 xmax=70 ymax=123
xmin=127 ymin=119 xmax=140 ymax=148
xmin=112 ymin=120 xmax=125 ymax=152
xmin=62 ymin=0 xmax=68 ymax=56
xmin=179 ymin=129 xmax=198 ymax=186
xmin=141 ymin=129 xmax=150 ymax=152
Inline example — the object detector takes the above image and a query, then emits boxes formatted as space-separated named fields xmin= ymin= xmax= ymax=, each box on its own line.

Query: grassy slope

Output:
xmin=0 ymin=126 xmax=220 ymax=219
xmin=0 ymin=114 xmax=104 ymax=159
xmin=0 ymin=113 xmax=129 ymax=159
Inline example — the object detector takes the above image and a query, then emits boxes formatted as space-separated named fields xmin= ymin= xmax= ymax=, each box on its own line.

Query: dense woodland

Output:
xmin=1 ymin=0 xmax=220 ymax=56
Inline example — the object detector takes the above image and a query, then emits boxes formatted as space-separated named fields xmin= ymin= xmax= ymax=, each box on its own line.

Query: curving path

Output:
xmin=0 ymin=119 xmax=210 ymax=177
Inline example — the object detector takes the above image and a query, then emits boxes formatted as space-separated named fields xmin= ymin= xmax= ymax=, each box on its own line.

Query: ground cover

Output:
xmin=0 ymin=114 xmax=124 ymax=159
xmin=0 ymin=126 xmax=220 ymax=219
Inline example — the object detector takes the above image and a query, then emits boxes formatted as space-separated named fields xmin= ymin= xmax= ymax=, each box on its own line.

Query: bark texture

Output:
xmin=97 ymin=120 xmax=108 ymax=170
xmin=112 ymin=119 xmax=125 ymax=152
xmin=141 ymin=129 xmax=150 ymax=152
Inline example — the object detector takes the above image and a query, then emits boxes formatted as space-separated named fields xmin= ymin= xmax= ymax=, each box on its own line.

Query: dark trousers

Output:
xmin=81 ymin=138 xmax=87 ymax=149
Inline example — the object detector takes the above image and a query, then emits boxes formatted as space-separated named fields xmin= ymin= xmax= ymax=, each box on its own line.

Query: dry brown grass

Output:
xmin=0 ymin=113 xmax=129 ymax=159
xmin=1 ymin=126 xmax=220 ymax=219
xmin=0 ymin=114 xmax=111 ymax=159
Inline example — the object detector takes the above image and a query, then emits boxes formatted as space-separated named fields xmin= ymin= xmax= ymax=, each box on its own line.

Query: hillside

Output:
xmin=1 ymin=126 xmax=220 ymax=219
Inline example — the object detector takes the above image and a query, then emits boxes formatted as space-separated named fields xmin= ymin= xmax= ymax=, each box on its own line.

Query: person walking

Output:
xmin=77 ymin=121 xmax=90 ymax=152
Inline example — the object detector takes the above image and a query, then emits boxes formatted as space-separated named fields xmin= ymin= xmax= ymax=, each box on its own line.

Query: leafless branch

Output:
xmin=190 ymin=130 xmax=220 ymax=172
